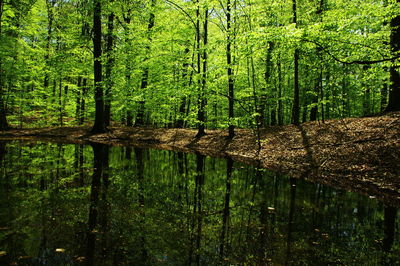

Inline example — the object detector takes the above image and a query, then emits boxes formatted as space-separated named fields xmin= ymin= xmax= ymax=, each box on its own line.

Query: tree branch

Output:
xmin=303 ymin=38 xmax=400 ymax=65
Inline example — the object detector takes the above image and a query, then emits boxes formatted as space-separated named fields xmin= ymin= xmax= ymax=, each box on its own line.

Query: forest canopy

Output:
xmin=0 ymin=0 xmax=399 ymax=134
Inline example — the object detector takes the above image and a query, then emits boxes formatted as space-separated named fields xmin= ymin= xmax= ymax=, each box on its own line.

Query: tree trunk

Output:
xmin=90 ymin=0 xmax=106 ymax=133
xmin=277 ymin=54 xmax=283 ymax=125
xmin=195 ymin=3 xmax=207 ymax=137
xmin=381 ymin=79 xmax=388 ymax=112
xmin=227 ymin=0 xmax=235 ymax=138
xmin=104 ymin=4 xmax=115 ymax=127
xmin=80 ymin=78 xmax=87 ymax=125
xmin=310 ymin=0 xmax=324 ymax=121
xmin=176 ymin=48 xmax=192 ymax=128
xmin=0 ymin=0 xmax=9 ymax=130
xmin=291 ymin=0 xmax=300 ymax=125
xmin=135 ymin=0 xmax=156 ymax=126
xmin=385 ymin=0 xmax=400 ymax=112
xmin=123 ymin=13 xmax=133 ymax=126
xmin=76 ymin=76 xmax=82 ymax=123
xmin=266 ymin=42 xmax=275 ymax=126
xmin=44 ymin=0 xmax=55 ymax=94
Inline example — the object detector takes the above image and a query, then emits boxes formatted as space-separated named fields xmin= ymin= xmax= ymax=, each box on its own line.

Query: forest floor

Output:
xmin=1 ymin=112 xmax=399 ymax=206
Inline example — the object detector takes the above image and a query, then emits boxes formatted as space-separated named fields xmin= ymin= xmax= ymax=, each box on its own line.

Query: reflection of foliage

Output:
xmin=0 ymin=142 xmax=399 ymax=264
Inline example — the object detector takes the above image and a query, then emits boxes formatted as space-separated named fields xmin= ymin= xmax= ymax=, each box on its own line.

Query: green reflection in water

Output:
xmin=0 ymin=141 xmax=399 ymax=265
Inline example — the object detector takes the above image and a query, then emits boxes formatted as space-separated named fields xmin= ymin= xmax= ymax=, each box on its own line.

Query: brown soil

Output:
xmin=1 ymin=112 xmax=399 ymax=206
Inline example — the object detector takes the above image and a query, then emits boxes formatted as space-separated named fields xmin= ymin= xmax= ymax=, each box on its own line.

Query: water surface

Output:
xmin=0 ymin=141 xmax=399 ymax=265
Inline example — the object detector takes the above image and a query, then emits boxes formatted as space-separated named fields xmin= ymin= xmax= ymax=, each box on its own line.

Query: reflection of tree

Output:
xmin=257 ymin=168 xmax=269 ymax=263
xmin=74 ymin=144 xmax=85 ymax=186
xmin=189 ymin=153 xmax=205 ymax=265
xmin=99 ymin=146 xmax=110 ymax=260
xmin=286 ymin=178 xmax=297 ymax=265
xmin=383 ymin=206 xmax=397 ymax=253
xmin=219 ymin=158 xmax=233 ymax=260
xmin=134 ymin=147 xmax=148 ymax=264
xmin=0 ymin=141 xmax=6 ymax=165
xmin=85 ymin=144 xmax=109 ymax=266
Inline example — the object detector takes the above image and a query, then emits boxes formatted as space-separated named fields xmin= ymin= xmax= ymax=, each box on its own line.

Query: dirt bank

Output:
xmin=1 ymin=112 xmax=399 ymax=206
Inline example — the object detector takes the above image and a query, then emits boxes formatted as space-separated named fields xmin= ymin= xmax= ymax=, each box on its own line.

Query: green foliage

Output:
xmin=0 ymin=0 xmax=396 ymax=128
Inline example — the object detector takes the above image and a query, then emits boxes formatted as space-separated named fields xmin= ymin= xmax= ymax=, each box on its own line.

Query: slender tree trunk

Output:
xmin=310 ymin=0 xmax=324 ymax=121
xmin=385 ymin=0 xmax=400 ymax=112
xmin=135 ymin=0 xmax=156 ymax=126
xmin=104 ymin=3 xmax=115 ymax=127
xmin=0 ymin=0 xmax=9 ymax=130
xmin=291 ymin=0 xmax=300 ymax=125
xmin=265 ymin=42 xmax=275 ymax=126
xmin=219 ymin=158 xmax=232 ymax=259
xmin=44 ymin=0 xmax=55 ymax=93
xmin=176 ymin=48 xmax=192 ymax=128
xmin=123 ymin=13 xmax=133 ymax=126
xmin=310 ymin=62 xmax=321 ymax=121
xmin=76 ymin=77 xmax=82 ymax=123
xmin=196 ymin=4 xmax=208 ymax=137
xmin=90 ymin=0 xmax=106 ymax=133
xmin=227 ymin=0 xmax=235 ymax=138
xmin=58 ymin=77 xmax=63 ymax=126
xmin=325 ymin=74 xmax=331 ymax=119
xmin=277 ymin=54 xmax=283 ymax=125
xmin=381 ymin=79 xmax=388 ymax=112
xmin=80 ymin=78 xmax=87 ymax=125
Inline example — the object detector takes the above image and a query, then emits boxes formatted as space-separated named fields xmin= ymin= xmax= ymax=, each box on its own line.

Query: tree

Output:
xmin=0 ymin=0 xmax=10 ymax=130
xmin=195 ymin=0 xmax=208 ymax=137
xmin=291 ymin=0 xmax=300 ymax=125
xmin=226 ymin=0 xmax=234 ymax=138
xmin=135 ymin=0 xmax=156 ymax=126
xmin=90 ymin=0 xmax=107 ymax=133
xmin=104 ymin=0 xmax=115 ymax=127
xmin=384 ymin=0 xmax=400 ymax=112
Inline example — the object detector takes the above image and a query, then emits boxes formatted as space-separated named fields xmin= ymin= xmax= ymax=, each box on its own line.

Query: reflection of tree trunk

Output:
xmin=383 ymin=206 xmax=397 ymax=252
xmin=195 ymin=153 xmax=204 ymax=266
xmin=258 ymin=168 xmax=268 ymax=263
xmin=177 ymin=152 xmax=185 ymax=202
xmin=99 ymin=146 xmax=110 ymax=259
xmin=86 ymin=144 xmax=107 ymax=265
xmin=0 ymin=141 xmax=5 ymax=164
xmin=134 ymin=148 xmax=148 ymax=263
xmin=189 ymin=153 xmax=205 ymax=265
xmin=219 ymin=158 xmax=232 ymax=260
xmin=74 ymin=144 xmax=85 ymax=185
xmin=286 ymin=178 xmax=296 ymax=264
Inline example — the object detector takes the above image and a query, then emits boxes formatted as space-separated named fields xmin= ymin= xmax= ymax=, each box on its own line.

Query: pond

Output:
xmin=0 ymin=141 xmax=399 ymax=265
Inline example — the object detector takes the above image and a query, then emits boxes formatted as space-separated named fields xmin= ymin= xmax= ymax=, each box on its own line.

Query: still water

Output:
xmin=0 ymin=141 xmax=399 ymax=265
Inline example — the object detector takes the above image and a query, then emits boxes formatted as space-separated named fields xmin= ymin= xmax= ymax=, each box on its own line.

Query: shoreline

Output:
xmin=1 ymin=112 xmax=399 ymax=206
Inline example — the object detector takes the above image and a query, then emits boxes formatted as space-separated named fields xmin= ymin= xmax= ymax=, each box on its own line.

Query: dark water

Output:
xmin=0 ymin=141 xmax=399 ymax=265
